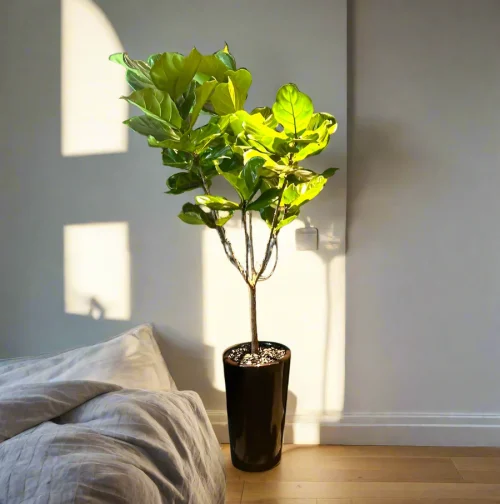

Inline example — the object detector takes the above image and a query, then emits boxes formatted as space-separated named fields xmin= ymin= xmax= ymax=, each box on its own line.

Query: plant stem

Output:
xmin=249 ymin=284 xmax=259 ymax=353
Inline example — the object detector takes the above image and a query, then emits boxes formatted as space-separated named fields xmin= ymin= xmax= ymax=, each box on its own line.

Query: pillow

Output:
xmin=0 ymin=324 xmax=177 ymax=391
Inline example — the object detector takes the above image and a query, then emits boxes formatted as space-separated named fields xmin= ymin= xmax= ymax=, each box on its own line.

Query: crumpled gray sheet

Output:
xmin=0 ymin=378 xmax=225 ymax=503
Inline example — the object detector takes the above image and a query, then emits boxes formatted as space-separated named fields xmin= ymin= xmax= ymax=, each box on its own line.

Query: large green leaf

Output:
xmin=226 ymin=69 xmax=252 ymax=109
xmin=166 ymin=172 xmax=203 ymax=194
xmin=151 ymin=49 xmax=202 ymax=100
xmin=178 ymin=203 xmax=216 ymax=228
xmin=110 ymin=53 xmax=153 ymax=91
xmin=197 ymin=54 xmax=229 ymax=82
xmin=150 ymin=52 xmax=183 ymax=96
xmin=195 ymin=194 xmax=240 ymax=210
xmin=162 ymin=149 xmax=193 ymax=169
xmin=272 ymin=83 xmax=314 ymax=136
xmin=124 ymin=115 xmax=172 ymax=141
xmin=190 ymin=80 xmax=218 ymax=126
xmin=123 ymin=88 xmax=182 ymax=128
xmin=247 ymin=188 xmax=280 ymax=211
xmin=210 ymin=69 xmax=252 ymax=115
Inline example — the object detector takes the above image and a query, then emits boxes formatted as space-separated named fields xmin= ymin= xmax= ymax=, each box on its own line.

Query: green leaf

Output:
xmin=272 ymin=83 xmax=314 ymax=136
xmin=282 ymin=184 xmax=300 ymax=205
xmin=286 ymin=176 xmax=328 ymax=208
xmin=216 ymin=210 xmax=234 ymax=226
xmin=251 ymin=106 xmax=278 ymax=128
xmin=162 ymin=149 xmax=193 ymax=169
xmin=308 ymin=112 xmax=337 ymax=135
xmin=293 ymin=124 xmax=330 ymax=161
xmin=122 ymin=88 xmax=182 ymax=129
xmin=242 ymin=156 xmax=265 ymax=193
xmin=178 ymin=203 xmax=216 ymax=228
xmin=197 ymin=54 xmax=229 ymax=82
xmin=166 ymin=172 xmax=203 ymax=194
xmin=231 ymin=110 xmax=288 ymax=155
xmin=214 ymin=160 xmax=250 ymax=200
xmin=210 ymin=69 xmax=252 ymax=115
xmin=110 ymin=53 xmax=153 ymax=91
xmin=243 ymin=149 xmax=278 ymax=168
xmin=147 ymin=53 xmax=161 ymax=66
xmin=215 ymin=43 xmax=236 ymax=71
xmin=276 ymin=206 xmax=300 ymax=230
xmin=200 ymin=143 xmax=232 ymax=167
xmin=292 ymin=113 xmax=337 ymax=161
xmin=195 ymin=194 xmax=240 ymax=210
xmin=177 ymin=80 xmax=197 ymax=119
xmin=124 ymin=115 xmax=172 ymax=141
xmin=247 ymin=188 xmax=281 ymax=211
xmin=190 ymin=80 xmax=218 ymax=126
xmin=322 ymin=167 xmax=338 ymax=178
xmin=150 ymin=51 xmax=201 ymax=100
xmin=189 ymin=123 xmax=221 ymax=153
xmin=259 ymin=207 xmax=276 ymax=228
xmin=226 ymin=69 xmax=252 ymax=109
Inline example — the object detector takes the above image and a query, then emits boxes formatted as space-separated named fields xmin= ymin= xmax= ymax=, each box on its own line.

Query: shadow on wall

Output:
xmin=4 ymin=0 xmax=346 ymax=443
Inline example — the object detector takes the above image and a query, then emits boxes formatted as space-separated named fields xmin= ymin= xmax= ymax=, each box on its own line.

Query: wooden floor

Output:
xmin=223 ymin=445 xmax=500 ymax=503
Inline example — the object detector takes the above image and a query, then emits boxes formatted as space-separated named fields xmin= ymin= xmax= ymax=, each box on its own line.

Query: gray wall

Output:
xmin=1 ymin=0 xmax=347 ymax=432
xmin=347 ymin=0 xmax=500 ymax=415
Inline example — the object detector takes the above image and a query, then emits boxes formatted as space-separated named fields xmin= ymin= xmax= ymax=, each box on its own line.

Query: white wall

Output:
xmin=343 ymin=0 xmax=500 ymax=445
xmin=1 ymin=0 xmax=347 ymax=442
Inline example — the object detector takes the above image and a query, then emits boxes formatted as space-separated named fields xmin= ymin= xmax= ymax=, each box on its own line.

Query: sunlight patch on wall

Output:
xmin=64 ymin=222 xmax=131 ymax=320
xmin=202 ymin=217 xmax=346 ymax=418
xmin=61 ymin=0 xmax=128 ymax=156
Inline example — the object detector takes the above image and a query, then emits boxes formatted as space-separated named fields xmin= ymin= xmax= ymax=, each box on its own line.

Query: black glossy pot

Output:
xmin=223 ymin=341 xmax=291 ymax=472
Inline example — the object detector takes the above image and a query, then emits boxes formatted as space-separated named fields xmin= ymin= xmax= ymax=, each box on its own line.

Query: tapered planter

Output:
xmin=223 ymin=341 xmax=291 ymax=472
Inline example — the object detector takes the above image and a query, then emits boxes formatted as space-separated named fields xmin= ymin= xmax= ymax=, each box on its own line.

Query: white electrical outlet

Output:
xmin=295 ymin=227 xmax=318 ymax=251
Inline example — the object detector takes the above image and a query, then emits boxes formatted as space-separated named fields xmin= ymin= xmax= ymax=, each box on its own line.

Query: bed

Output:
xmin=0 ymin=325 xmax=225 ymax=503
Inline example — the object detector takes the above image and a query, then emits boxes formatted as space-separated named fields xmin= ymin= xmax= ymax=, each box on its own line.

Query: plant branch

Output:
xmin=258 ymin=238 xmax=279 ymax=282
xmin=255 ymin=183 xmax=286 ymax=282
xmin=195 ymin=160 xmax=247 ymax=281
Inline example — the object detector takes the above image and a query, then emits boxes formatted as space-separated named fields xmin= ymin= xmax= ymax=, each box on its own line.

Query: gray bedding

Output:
xmin=0 ymin=379 xmax=225 ymax=503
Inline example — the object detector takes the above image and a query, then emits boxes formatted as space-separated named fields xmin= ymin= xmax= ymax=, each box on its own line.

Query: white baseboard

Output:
xmin=207 ymin=410 xmax=500 ymax=446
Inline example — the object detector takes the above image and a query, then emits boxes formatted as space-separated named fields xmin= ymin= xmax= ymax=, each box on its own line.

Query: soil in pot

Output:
xmin=223 ymin=341 xmax=291 ymax=472
xmin=226 ymin=342 xmax=286 ymax=366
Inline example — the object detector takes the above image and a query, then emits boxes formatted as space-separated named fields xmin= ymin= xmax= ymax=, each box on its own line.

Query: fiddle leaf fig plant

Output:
xmin=111 ymin=44 xmax=338 ymax=354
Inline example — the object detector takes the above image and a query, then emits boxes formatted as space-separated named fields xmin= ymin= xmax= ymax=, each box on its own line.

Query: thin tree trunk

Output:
xmin=249 ymin=285 xmax=259 ymax=354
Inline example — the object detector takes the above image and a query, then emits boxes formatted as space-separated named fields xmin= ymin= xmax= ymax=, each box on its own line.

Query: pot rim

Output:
xmin=222 ymin=341 xmax=291 ymax=368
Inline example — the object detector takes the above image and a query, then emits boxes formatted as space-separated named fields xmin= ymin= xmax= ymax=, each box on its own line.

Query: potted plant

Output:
xmin=111 ymin=44 xmax=338 ymax=472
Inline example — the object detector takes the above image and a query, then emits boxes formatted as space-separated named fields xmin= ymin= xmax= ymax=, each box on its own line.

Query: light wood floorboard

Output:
xmin=223 ymin=445 xmax=500 ymax=503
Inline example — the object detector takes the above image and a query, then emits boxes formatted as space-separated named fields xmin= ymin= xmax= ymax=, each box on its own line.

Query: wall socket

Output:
xmin=295 ymin=227 xmax=318 ymax=251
